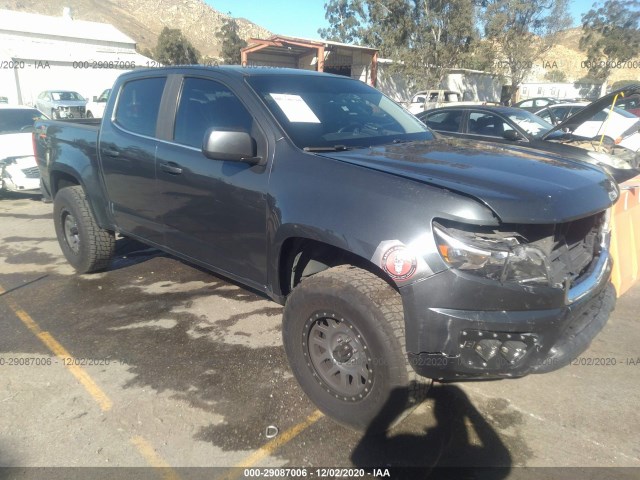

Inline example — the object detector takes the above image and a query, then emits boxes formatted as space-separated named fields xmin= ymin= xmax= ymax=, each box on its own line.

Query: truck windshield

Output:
xmin=246 ymin=75 xmax=432 ymax=149
xmin=51 ymin=91 xmax=84 ymax=101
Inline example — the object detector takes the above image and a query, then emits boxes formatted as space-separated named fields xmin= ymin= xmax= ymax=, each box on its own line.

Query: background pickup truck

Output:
xmin=35 ymin=66 xmax=618 ymax=431
xmin=406 ymin=89 xmax=493 ymax=114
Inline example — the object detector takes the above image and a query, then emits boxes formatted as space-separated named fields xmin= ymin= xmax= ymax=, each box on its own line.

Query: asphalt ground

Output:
xmin=0 ymin=192 xmax=639 ymax=480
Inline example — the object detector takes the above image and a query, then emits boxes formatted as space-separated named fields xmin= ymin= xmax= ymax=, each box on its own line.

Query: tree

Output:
xmin=319 ymin=0 xmax=479 ymax=91
xmin=217 ymin=15 xmax=248 ymax=64
xmin=544 ymin=69 xmax=567 ymax=82
xmin=155 ymin=27 xmax=200 ymax=65
xmin=139 ymin=47 xmax=155 ymax=60
xmin=482 ymin=0 xmax=571 ymax=103
xmin=318 ymin=0 xmax=371 ymax=44
xmin=580 ymin=0 xmax=640 ymax=82
xmin=611 ymin=79 xmax=639 ymax=90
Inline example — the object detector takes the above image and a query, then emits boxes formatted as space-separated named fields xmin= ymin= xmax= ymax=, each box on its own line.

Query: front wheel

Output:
xmin=86 ymin=111 xmax=93 ymax=118
xmin=282 ymin=265 xmax=430 ymax=431
xmin=53 ymin=186 xmax=115 ymax=273
xmin=51 ymin=109 xmax=59 ymax=120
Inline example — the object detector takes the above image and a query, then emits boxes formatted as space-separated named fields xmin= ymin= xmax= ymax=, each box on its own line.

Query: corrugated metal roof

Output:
xmin=0 ymin=37 xmax=151 ymax=64
xmin=245 ymin=35 xmax=378 ymax=53
xmin=0 ymin=9 xmax=135 ymax=45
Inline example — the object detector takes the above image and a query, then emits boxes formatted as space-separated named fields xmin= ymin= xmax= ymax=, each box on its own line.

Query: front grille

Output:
xmin=21 ymin=166 xmax=40 ymax=178
xmin=507 ymin=212 xmax=605 ymax=288
xmin=547 ymin=215 xmax=601 ymax=287
xmin=60 ymin=106 xmax=86 ymax=113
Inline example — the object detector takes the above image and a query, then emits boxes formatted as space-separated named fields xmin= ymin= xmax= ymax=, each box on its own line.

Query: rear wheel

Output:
xmin=53 ymin=186 xmax=115 ymax=273
xmin=283 ymin=265 xmax=430 ymax=431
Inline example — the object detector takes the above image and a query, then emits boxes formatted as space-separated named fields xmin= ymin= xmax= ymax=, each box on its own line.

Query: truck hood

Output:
xmin=0 ymin=132 xmax=34 ymax=160
xmin=318 ymin=137 xmax=617 ymax=224
xmin=543 ymin=84 xmax=640 ymax=140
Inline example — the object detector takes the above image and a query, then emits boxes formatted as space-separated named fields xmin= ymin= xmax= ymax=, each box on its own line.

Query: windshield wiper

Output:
xmin=303 ymin=145 xmax=353 ymax=152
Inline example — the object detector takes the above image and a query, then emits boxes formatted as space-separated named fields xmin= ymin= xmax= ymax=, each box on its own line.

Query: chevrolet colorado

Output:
xmin=35 ymin=66 xmax=617 ymax=430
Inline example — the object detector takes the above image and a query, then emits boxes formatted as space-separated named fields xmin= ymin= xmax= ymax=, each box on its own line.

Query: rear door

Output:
xmin=154 ymin=75 xmax=270 ymax=288
xmin=98 ymin=75 xmax=167 ymax=244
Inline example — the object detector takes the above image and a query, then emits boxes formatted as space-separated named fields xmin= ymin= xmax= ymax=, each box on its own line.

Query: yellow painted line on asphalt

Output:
xmin=222 ymin=409 xmax=324 ymax=480
xmin=1 ymin=287 xmax=113 ymax=412
xmin=1 ymin=284 xmax=179 ymax=477
xmin=130 ymin=436 xmax=181 ymax=480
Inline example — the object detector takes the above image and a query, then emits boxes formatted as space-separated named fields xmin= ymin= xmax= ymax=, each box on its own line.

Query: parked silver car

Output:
xmin=35 ymin=90 xmax=86 ymax=119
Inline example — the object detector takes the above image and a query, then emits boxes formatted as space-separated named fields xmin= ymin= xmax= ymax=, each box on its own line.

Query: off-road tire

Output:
xmin=283 ymin=265 xmax=431 ymax=431
xmin=53 ymin=186 xmax=115 ymax=273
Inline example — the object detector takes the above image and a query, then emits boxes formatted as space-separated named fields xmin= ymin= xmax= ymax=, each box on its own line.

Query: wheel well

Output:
xmin=278 ymin=237 xmax=396 ymax=297
xmin=52 ymin=172 xmax=80 ymax=197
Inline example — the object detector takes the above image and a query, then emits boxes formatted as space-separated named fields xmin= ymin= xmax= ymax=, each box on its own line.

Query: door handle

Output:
xmin=160 ymin=162 xmax=183 ymax=175
xmin=102 ymin=148 xmax=119 ymax=157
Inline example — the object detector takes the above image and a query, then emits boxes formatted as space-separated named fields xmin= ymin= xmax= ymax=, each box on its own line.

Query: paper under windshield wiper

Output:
xmin=303 ymin=145 xmax=353 ymax=152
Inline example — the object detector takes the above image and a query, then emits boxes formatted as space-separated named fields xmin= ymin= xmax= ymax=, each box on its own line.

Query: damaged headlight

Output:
xmin=586 ymin=150 xmax=632 ymax=170
xmin=433 ymin=222 xmax=550 ymax=286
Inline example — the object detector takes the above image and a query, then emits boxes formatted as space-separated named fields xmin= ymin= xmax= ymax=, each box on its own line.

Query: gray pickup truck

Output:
xmin=35 ymin=66 xmax=617 ymax=430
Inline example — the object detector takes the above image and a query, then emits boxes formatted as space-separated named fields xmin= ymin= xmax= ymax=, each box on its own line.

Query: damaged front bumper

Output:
xmin=401 ymin=248 xmax=615 ymax=380
xmin=1 ymin=157 xmax=41 ymax=193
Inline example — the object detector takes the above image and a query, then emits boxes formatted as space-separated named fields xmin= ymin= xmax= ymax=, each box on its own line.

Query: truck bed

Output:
xmin=34 ymin=118 xmax=102 ymax=200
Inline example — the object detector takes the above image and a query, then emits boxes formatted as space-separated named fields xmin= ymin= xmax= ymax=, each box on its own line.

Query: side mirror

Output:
xmin=92 ymin=96 xmax=98 ymax=102
xmin=202 ymin=129 xmax=263 ymax=165
xmin=503 ymin=130 xmax=522 ymax=141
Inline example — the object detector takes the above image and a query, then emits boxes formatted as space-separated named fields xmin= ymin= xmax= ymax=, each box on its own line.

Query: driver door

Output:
xmin=155 ymin=76 xmax=269 ymax=288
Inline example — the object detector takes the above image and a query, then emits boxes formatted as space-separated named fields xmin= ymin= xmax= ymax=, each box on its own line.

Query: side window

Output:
xmin=519 ymin=100 xmax=533 ymax=108
xmin=425 ymin=110 xmax=462 ymax=132
xmin=174 ymin=77 xmax=253 ymax=149
xmin=114 ymin=77 xmax=166 ymax=137
xmin=555 ymin=106 xmax=573 ymax=121
xmin=592 ymin=109 xmax=609 ymax=122
xmin=536 ymin=99 xmax=550 ymax=107
xmin=537 ymin=109 xmax=553 ymax=124
xmin=568 ymin=106 xmax=583 ymax=117
xmin=468 ymin=112 xmax=508 ymax=137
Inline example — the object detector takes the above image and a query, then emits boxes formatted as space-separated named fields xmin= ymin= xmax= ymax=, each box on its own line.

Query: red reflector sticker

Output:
xmin=382 ymin=245 xmax=417 ymax=281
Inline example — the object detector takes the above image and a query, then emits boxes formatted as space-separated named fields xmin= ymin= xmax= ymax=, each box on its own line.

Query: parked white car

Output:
xmin=0 ymin=105 xmax=48 ymax=194
xmin=85 ymin=88 xmax=111 ymax=119
xmin=535 ymin=96 xmax=640 ymax=162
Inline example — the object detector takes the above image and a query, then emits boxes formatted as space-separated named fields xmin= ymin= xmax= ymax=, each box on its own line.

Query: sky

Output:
xmin=206 ymin=0 xmax=599 ymax=40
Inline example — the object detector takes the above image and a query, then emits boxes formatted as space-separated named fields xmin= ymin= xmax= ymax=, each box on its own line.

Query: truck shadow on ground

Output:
xmin=351 ymin=384 xmax=511 ymax=479
xmin=108 ymin=237 xmax=167 ymax=271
